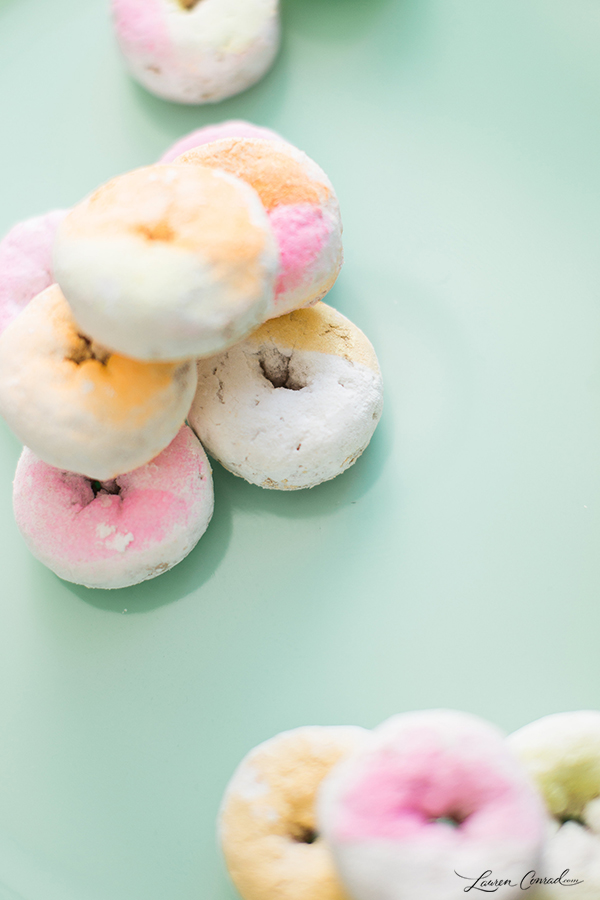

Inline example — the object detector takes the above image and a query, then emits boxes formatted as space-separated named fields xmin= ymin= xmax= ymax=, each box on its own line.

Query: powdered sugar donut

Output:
xmin=177 ymin=138 xmax=343 ymax=316
xmin=0 ymin=209 xmax=67 ymax=335
xmin=160 ymin=120 xmax=283 ymax=163
xmin=188 ymin=303 xmax=383 ymax=490
xmin=319 ymin=710 xmax=546 ymax=900
xmin=111 ymin=0 xmax=280 ymax=105
xmin=220 ymin=726 xmax=366 ymax=900
xmin=53 ymin=163 xmax=279 ymax=361
xmin=508 ymin=711 xmax=600 ymax=898
xmin=0 ymin=284 xmax=197 ymax=480
xmin=13 ymin=425 xmax=213 ymax=589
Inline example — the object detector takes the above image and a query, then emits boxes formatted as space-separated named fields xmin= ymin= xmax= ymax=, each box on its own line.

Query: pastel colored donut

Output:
xmin=318 ymin=710 xmax=546 ymax=900
xmin=159 ymin=120 xmax=284 ymax=163
xmin=13 ymin=425 xmax=213 ymax=589
xmin=53 ymin=163 xmax=279 ymax=361
xmin=111 ymin=0 xmax=280 ymax=105
xmin=177 ymin=138 xmax=343 ymax=316
xmin=508 ymin=711 xmax=600 ymax=898
xmin=0 ymin=209 xmax=67 ymax=335
xmin=0 ymin=284 xmax=197 ymax=480
xmin=188 ymin=302 xmax=383 ymax=490
xmin=220 ymin=726 xmax=367 ymax=900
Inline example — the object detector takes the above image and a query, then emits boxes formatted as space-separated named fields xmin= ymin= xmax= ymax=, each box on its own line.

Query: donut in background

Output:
xmin=111 ymin=0 xmax=281 ymax=104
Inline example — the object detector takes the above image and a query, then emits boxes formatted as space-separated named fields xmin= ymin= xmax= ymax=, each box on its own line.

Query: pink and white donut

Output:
xmin=177 ymin=138 xmax=343 ymax=317
xmin=13 ymin=425 xmax=214 ymax=589
xmin=159 ymin=120 xmax=284 ymax=163
xmin=319 ymin=710 xmax=546 ymax=900
xmin=111 ymin=0 xmax=281 ymax=105
xmin=0 ymin=209 xmax=67 ymax=335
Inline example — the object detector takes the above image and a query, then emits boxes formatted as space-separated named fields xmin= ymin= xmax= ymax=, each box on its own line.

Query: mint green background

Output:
xmin=0 ymin=0 xmax=599 ymax=897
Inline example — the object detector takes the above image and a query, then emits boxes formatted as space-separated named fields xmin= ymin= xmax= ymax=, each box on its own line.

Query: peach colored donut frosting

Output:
xmin=0 ymin=209 xmax=67 ymax=335
xmin=159 ymin=120 xmax=284 ymax=163
xmin=318 ymin=710 xmax=546 ymax=900
xmin=176 ymin=138 xmax=343 ymax=317
xmin=53 ymin=163 xmax=279 ymax=361
xmin=111 ymin=0 xmax=280 ymax=105
xmin=220 ymin=726 xmax=366 ymax=900
xmin=0 ymin=284 xmax=197 ymax=480
xmin=13 ymin=426 xmax=214 ymax=589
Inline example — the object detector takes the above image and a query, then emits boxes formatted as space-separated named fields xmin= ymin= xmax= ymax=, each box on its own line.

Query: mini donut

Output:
xmin=177 ymin=138 xmax=343 ymax=317
xmin=53 ymin=163 xmax=279 ymax=361
xmin=0 ymin=209 xmax=67 ymax=335
xmin=188 ymin=302 xmax=383 ymax=490
xmin=0 ymin=284 xmax=197 ymax=480
xmin=508 ymin=711 xmax=600 ymax=898
xmin=220 ymin=726 xmax=367 ymax=900
xmin=159 ymin=120 xmax=284 ymax=163
xmin=318 ymin=710 xmax=546 ymax=900
xmin=13 ymin=425 xmax=213 ymax=589
xmin=111 ymin=0 xmax=280 ymax=105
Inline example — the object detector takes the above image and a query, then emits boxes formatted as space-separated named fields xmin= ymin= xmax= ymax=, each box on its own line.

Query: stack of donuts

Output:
xmin=0 ymin=122 xmax=383 ymax=590
xmin=220 ymin=708 xmax=600 ymax=900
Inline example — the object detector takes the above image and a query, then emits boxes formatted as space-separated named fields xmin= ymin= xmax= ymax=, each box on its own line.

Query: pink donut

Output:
xmin=111 ymin=0 xmax=280 ymax=105
xmin=319 ymin=710 xmax=546 ymax=900
xmin=0 ymin=209 xmax=67 ymax=336
xmin=13 ymin=425 xmax=214 ymax=590
xmin=159 ymin=120 xmax=284 ymax=163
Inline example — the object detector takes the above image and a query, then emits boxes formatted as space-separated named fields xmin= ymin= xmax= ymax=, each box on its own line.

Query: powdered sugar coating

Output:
xmin=13 ymin=426 xmax=213 ymax=589
xmin=0 ymin=210 xmax=67 ymax=335
xmin=112 ymin=0 xmax=280 ymax=105
xmin=319 ymin=710 xmax=545 ymax=900
xmin=176 ymin=138 xmax=343 ymax=316
xmin=160 ymin=120 xmax=284 ymax=163
xmin=0 ymin=284 xmax=197 ymax=480
xmin=508 ymin=711 xmax=600 ymax=898
xmin=53 ymin=164 xmax=279 ymax=361
xmin=220 ymin=726 xmax=366 ymax=900
xmin=189 ymin=303 xmax=383 ymax=491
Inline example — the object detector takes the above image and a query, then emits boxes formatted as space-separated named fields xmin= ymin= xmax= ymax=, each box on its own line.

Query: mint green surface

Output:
xmin=0 ymin=0 xmax=599 ymax=897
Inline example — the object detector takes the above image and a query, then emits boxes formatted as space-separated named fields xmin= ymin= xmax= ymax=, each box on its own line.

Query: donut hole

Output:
xmin=290 ymin=825 xmax=319 ymax=845
xmin=178 ymin=0 xmax=203 ymax=8
xmin=431 ymin=814 xmax=465 ymax=828
xmin=68 ymin=334 xmax=110 ymax=367
xmin=258 ymin=349 xmax=306 ymax=392
xmin=90 ymin=479 xmax=121 ymax=498
xmin=558 ymin=813 xmax=587 ymax=828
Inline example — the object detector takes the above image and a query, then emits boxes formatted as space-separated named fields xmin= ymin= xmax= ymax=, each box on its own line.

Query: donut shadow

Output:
xmin=128 ymin=38 xmax=291 ymax=162
xmin=214 ymin=409 xmax=392 ymax=521
xmin=282 ymin=0 xmax=396 ymax=40
xmin=65 ymin=464 xmax=233 ymax=614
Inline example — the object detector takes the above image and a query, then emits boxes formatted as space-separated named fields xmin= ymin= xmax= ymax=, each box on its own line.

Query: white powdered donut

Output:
xmin=13 ymin=426 xmax=214 ymax=590
xmin=188 ymin=303 xmax=383 ymax=490
xmin=0 ymin=284 xmax=197 ymax=480
xmin=112 ymin=0 xmax=281 ymax=105
xmin=53 ymin=164 xmax=279 ymax=361
xmin=508 ymin=711 xmax=600 ymax=898
xmin=318 ymin=710 xmax=546 ymax=900
xmin=220 ymin=726 xmax=367 ymax=900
